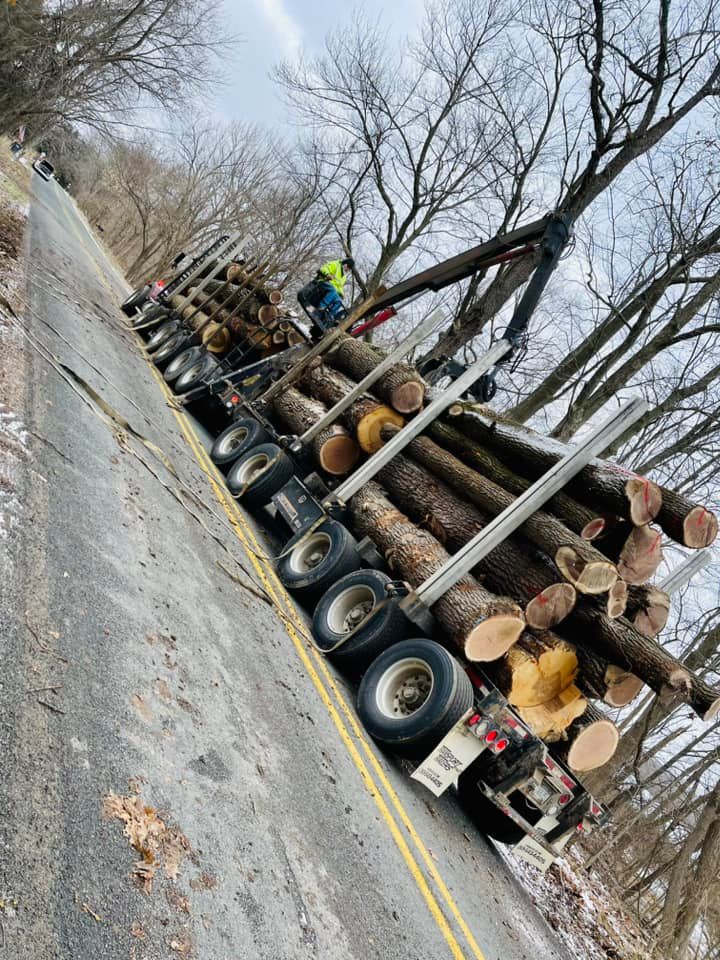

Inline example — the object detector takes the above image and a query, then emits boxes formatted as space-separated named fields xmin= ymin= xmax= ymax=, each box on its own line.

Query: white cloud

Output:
xmin=254 ymin=0 xmax=302 ymax=56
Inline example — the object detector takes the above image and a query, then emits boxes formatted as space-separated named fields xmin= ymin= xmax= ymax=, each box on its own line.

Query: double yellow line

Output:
xmin=61 ymin=198 xmax=486 ymax=960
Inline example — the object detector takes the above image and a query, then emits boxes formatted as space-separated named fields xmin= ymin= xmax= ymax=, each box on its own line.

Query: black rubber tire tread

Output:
xmin=152 ymin=332 xmax=193 ymax=369
xmin=311 ymin=569 xmax=404 ymax=674
xmin=173 ymin=354 xmax=219 ymax=394
xmin=120 ymin=285 xmax=149 ymax=316
xmin=226 ymin=442 xmax=295 ymax=508
xmin=146 ymin=320 xmax=180 ymax=353
xmin=278 ymin=521 xmax=361 ymax=599
xmin=132 ymin=304 xmax=170 ymax=334
xmin=456 ymin=772 xmax=541 ymax=845
xmin=357 ymin=639 xmax=473 ymax=759
xmin=211 ymin=419 xmax=270 ymax=471
xmin=164 ymin=346 xmax=204 ymax=384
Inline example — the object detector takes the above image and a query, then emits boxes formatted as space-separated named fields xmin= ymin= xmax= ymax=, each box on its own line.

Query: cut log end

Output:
xmin=268 ymin=289 xmax=283 ymax=305
xmin=555 ymin=546 xmax=618 ymax=595
xmin=505 ymin=638 xmax=578 ymax=707
xmin=463 ymin=615 xmax=525 ymax=662
xmin=683 ymin=506 xmax=719 ymax=548
xmin=390 ymin=380 xmax=425 ymax=414
xmin=581 ymin=517 xmax=608 ymax=541
xmin=625 ymin=477 xmax=663 ymax=526
xmin=607 ymin=579 xmax=628 ymax=619
xmin=524 ymin=583 xmax=577 ymax=629
xmin=617 ymin=525 xmax=664 ymax=584
xmin=566 ymin=720 xmax=620 ymax=772
xmin=357 ymin=406 xmax=405 ymax=453
xmin=517 ymin=686 xmax=587 ymax=741
xmin=318 ymin=435 xmax=360 ymax=476
xmin=603 ymin=666 xmax=644 ymax=707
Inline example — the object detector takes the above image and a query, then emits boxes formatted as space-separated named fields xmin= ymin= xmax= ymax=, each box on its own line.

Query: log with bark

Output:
xmin=381 ymin=425 xmax=617 ymax=595
xmin=273 ymin=388 xmax=359 ymax=476
xmin=349 ymin=482 xmax=526 ymax=659
xmin=373 ymin=449 xmax=577 ymax=628
xmin=574 ymin=646 xmax=645 ymax=707
xmin=427 ymin=421 xmax=597 ymax=534
xmin=448 ymin=405 xmax=665 ymax=527
xmin=301 ymin=363 xmax=404 ymax=453
xmin=328 ymin=334 xmax=427 ymax=413
xmin=561 ymin=605 xmax=720 ymax=720
xmin=449 ymin=405 xmax=718 ymax=548
xmin=551 ymin=704 xmax=620 ymax=772
xmin=626 ymin=584 xmax=671 ymax=638
xmin=617 ymin=525 xmax=663 ymax=584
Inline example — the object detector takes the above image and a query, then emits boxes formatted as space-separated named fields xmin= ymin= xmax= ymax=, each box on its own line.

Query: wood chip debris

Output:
xmin=102 ymin=790 xmax=192 ymax=894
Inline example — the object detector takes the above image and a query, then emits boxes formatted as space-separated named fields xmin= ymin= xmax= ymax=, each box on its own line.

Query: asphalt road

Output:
xmin=0 ymin=174 xmax=570 ymax=960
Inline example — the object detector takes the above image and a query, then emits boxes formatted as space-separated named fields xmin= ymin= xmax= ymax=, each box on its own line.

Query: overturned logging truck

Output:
xmin=122 ymin=214 xmax=720 ymax=871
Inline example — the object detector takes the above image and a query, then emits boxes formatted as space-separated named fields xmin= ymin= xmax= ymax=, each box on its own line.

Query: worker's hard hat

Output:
xmin=341 ymin=257 xmax=355 ymax=270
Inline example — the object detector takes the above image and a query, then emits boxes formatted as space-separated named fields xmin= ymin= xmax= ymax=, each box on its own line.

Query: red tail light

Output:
xmin=485 ymin=730 xmax=498 ymax=743
xmin=494 ymin=739 xmax=508 ymax=752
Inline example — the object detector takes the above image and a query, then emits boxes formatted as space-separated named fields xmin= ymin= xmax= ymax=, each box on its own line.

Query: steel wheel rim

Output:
xmin=217 ymin=426 xmax=249 ymax=456
xmin=235 ymin=453 xmax=269 ymax=485
xmin=166 ymin=349 xmax=198 ymax=376
xmin=375 ymin=658 xmax=433 ymax=719
xmin=178 ymin=360 xmax=205 ymax=386
xmin=288 ymin=532 xmax=331 ymax=574
xmin=327 ymin=584 xmax=375 ymax=634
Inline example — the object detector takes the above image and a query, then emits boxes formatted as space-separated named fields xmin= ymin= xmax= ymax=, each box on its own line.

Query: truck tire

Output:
xmin=226 ymin=443 xmax=295 ymax=508
xmin=357 ymin=639 xmax=473 ymax=759
xmin=164 ymin=346 xmax=204 ymax=384
xmin=132 ymin=303 xmax=170 ymax=335
xmin=173 ymin=354 xmax=219 ymax=394
xmin=152 ymin=332 xmax=193 ymax=369
xmin=211 ymin=419 xmax=270 ymax=471
xmin=456 ymin=771 xmax=541 ymax=845
xmin=120 ymin=285 xmax=149 ymax=316
xmin=278 ymin=521 xmax=361 ymax=600
xmin=146 ymin=320 xmax=179 ymax=353
xmin=312 ymin=570 xmax=408 ymax=675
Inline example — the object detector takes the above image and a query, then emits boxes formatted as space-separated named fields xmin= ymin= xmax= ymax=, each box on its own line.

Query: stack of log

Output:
xmin=169 ymin=269 xmax=307 ymax=358
xmin=262 ymin=332 xmax=720 ymax=775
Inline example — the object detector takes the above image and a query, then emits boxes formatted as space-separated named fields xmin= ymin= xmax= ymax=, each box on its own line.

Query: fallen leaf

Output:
xmin=169 ymin=930 xmax=194 ymax=956
xmin=166 ymin=889 xmax=190 ymax=914
xmin=130 ymin=694 xmax=154 ymax=722
xmin=155 ymin=679 xmax=172 ymax=702
xmin=81 ymin=902 xmax=102 ymax=922
xmin=130 ymin=921 xmax=146 ymax=939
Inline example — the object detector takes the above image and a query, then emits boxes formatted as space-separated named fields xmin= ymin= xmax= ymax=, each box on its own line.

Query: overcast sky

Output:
xmin=214 ymin=0 xmax=421 ymax=127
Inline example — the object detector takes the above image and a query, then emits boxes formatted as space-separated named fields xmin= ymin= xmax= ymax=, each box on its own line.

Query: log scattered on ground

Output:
xmin=381 ymin=425 xmax=618 ymax=595
xmin=374 ymin=451 xmax=578 ymax=629
xmin=349 ymin=482 xmax=526 ymax=659
xmin=329 ymin=334 xmax=427 ymax=413
xmin=302 ymin=363 xmax=404 ymax=453
xmin=273 ymin=387 xmax=359 ymax=476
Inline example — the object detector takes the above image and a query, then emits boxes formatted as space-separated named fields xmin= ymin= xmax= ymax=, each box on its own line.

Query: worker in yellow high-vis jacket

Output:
xmin=316 ymin=257 xmax=355 ymax=297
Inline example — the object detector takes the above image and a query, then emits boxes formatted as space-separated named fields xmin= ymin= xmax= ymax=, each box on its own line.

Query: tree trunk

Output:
xmin=382 ymin=425 xmax=618 ymax=595
xmin=486 ymin=631 xmax=579 ymax=708
xmin=448 ymin=406 xmax=664 ymax=527
xmin=328 ymin=333 xmax=426 ymax=413
xmin=551 ymin=704 xmax=620 ymax=772
xmin=516 ymin=685 xmax=588 ymax=741
xmin=656 ymin=491 xmax=719 ymax=549
xmin=626 ymin=584 xmax=671 ymax=638
xmin=273 ymin=388 xmax=359 ymax=475
xmin=374 ymin=450 xmax=577 ymax=628
xmin=581 ymin=515 xmax=635 ymax=560
xmin=574 ymin=647 xmax=644 ymax=707
xmin=301 ymin=363 xmax=404 ymax=453
xmin=427 ymin=421 xmax=596 ymax=534
xmin=560 ymin=606 xmax=720 ymax=720
xmin=349 ymin=482 xmax=526 ymax=659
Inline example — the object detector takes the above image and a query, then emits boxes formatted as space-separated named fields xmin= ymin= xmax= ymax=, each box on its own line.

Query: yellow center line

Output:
xmin=58 ymin=200 xmax=487 ymax=960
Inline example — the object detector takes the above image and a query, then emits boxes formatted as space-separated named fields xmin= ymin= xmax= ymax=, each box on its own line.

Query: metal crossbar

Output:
xmin=168 ymin=233 xmax=243 ymax=306
xmin=324 ymin=339 xmax=512 ymax=507
xmin=410 ymin=397 xmax=648 ymax=607
xmin=660 ymin=551 xmax=712 ymax=595
xmin=296 ymin=309 xmax=445 ymax=447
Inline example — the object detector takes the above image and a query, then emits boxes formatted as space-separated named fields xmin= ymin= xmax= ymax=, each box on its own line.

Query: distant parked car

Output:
xmin=33 ymin=158 xmax=55 ymax=181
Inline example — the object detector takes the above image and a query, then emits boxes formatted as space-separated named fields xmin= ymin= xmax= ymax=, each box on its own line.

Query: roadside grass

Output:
xmin=0 ymin=135 xmax=31 ymax=206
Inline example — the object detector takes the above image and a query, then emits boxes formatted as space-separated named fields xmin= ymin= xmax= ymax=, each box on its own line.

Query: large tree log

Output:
xmin=374 ymin=450 xmax=577 ymax=628
xmin=448 ymin=406 xmax=663 ymax=526
xmin=551 ymin=704 xmax=620 ymax=772
xmin=349 ymin=482 xmax=526 ymax=659
xmin=486 ymin=631 xmax=579 ymax=707
xmin=381 ymin=425 xmax=617 ymax=595
xmin=617 ymin=525 xmax=664 ymax=584
xmin=626 ymin=584 xmax=671 ymax=638
xmin=427 ymin=421 xmax=596 ymax=534
xmin=450 ymin=406 xmax=717 ymax=547
xmin=517 ymin=685 xmax=588 ymax=741
xmin=560 ymin=606 xmax=720 ymax=720
xmin=273 ymin=388 xmax=359 ymax=476
xmin=328 ymin=334 xmax=426 ymax=413
xmin=574 ymin=646 xmax=645 ymax=707
xmin=302 ymin=363 xmax=404 ymax=453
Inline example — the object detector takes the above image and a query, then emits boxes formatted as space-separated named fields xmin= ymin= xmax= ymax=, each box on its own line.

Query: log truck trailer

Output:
xmin=125 ymin=215 xmax=710 ymax=871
